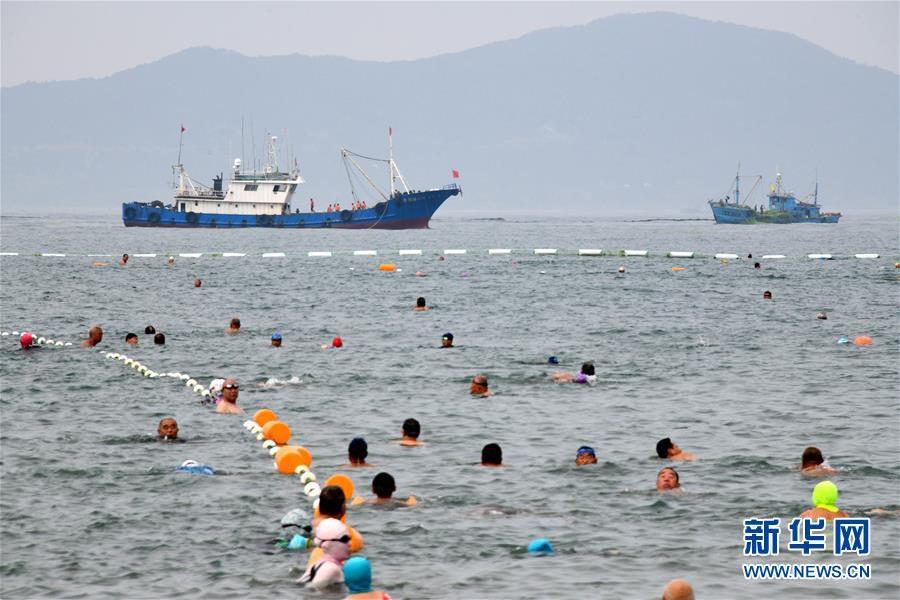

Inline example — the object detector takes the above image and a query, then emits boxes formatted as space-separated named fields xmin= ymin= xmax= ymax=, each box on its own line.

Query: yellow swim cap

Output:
xmin=812 ymin=480 xmax=839 ymax=513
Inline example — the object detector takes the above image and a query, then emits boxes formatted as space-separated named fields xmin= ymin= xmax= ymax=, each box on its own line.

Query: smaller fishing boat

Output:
xmin=708 ymin=168 xmax=841 ymax=224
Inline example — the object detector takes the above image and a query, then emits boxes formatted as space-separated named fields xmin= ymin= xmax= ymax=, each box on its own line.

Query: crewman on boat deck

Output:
xmin=310 ymin=198 xmax=315 ymax=212
xmin=327 ymin=204 xmax=333 ymax=212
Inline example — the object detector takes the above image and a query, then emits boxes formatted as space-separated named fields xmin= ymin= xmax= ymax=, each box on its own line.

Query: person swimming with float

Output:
xmin=800 ymin=446 xmax=837 ymax=476
xmin=800 ymin=480 xmax=848 ymax=520
xmin=343 ymin=556 xmax=393 ymax=600
xmin=323 ymin=336 xmax=343 ymax=349
xmin=19 ymin=332 xmax=34 ymax=350
xmin=353 ymin=472 xmax=417 ymax=506
xmin=297 ymin=518 xmax=351 ymax=588
xmin=552 ymin=361 xmax=597 ymax=385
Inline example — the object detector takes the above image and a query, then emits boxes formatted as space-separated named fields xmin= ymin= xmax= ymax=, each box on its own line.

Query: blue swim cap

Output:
xmin=548 ymin=356 xmax=559 ymax=365
xmin=576 ymin=446 xmax=596 ymax=457
xmin=272 ymin=332 xmax=282 ymax=340
xmin=527 ymin=538 xmax=553 ymax=555
xmin=343 ymin=556 xmax=372 ymax=594
xmin=176 ymin=460 xmax=214 ymax=476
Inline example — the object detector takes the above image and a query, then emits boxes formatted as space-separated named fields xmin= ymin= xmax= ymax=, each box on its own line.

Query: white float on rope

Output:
xmin=353 ymin=250 xmax=377 ymax=256
xmin=578 ymin=249 xmax=603 ymax=256
xmin=443 ymin=249 xmax=466 ymax=255
xmin=668 ymin=251 xmax=694 ymax=258
xmin=534 ymin=249 xmax=557 ymax=255
xmin=715 ymin=253 xmax=739 ymax=260
xmin=262 ymin=252 xmax=286 ymax=258
xmin=623 ymin=250 xmax=649 ymax=257
xmin=488 ymin=249 xmax=511 ymax=255
xmin=398 ymin=249 xmax=422 ymax=255
xmin=855 ymin=253 xmax=879 ymax=259
xmin=308 ymin=251 xmax=332 ymax=257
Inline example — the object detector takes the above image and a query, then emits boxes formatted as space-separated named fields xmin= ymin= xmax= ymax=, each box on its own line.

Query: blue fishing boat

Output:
xmin=122 ymin=130 xmax=460 ymax=229
xmin=708 ymin=169 xmax=840 ymax=224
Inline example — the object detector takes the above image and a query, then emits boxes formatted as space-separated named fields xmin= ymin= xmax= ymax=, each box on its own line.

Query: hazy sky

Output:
xmin=2 ymin=1 xmax=897 ymax=87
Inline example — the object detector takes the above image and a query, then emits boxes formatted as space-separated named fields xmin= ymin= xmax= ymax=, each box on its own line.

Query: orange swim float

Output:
xmin=262 ymin=420 xmax=291 ymax=445
xmin=854 ymin=335 xmax=873 ymax=346
xmin=253 ymin=409 xmax=278 ymax=427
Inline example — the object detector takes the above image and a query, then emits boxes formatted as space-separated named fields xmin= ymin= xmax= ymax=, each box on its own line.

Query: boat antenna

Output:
xmin=735 ymin=162 xmax=740 ymax=205
xmin=388 ymin=127 xmax=395 ymax=198
xmin=177 ymin=124 xmax=185 ymax=166
xmin=814 ymin=168 xmax=818 ymax=205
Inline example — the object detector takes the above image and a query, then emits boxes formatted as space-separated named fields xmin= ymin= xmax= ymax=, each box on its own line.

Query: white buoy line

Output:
xmin=2 ymin=250 xmax=887 ymax=260
xmin=4 ymin=327 xmax=327 ymax=504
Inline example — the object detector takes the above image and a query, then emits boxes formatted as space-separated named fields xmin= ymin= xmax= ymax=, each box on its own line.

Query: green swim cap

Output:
xmin=812 ymin=480 xmax=839 ymax=513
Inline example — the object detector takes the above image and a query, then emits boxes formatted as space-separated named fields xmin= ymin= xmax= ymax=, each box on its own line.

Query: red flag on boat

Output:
xmin=452 ymin=169 xmax=460 ymax=178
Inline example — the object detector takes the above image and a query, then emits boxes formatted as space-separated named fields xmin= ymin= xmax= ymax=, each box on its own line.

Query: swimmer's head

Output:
xmin=280 ymin=508 xmax=312 ymax=535
xmin=87 ymin=325 xmax=103 ymax=345
xmin=343 ymin=556 xmax=373 ymax=594
xmin=194 ymin=279 xmax=202 ymax=288
xmin=763 ymin=290 xmax=772 ymax=300
xmin=125 ymin=332 xmax=138 ymax=345
xmin=416 ymin=296 xmax=426 ymax=308
xmin=154 ymin=332 xmax=165 ymax=345
xmin=271 ymin=332 xmax=282 ymax=347
xmin=547 ymin=356 xmax=559 ymax=365
xmin=19 ymin=332 xmax=34 ymax=349
xmin=332 ymin=336 xmax=343 ymax=348
xmin=812 ymin=480 xmax=840 ymax=512
xmin=656 ymin=437 xmax=674 ymax=459
xmin=441 ymin=332 xmax=454 ymax=347
xmin=348 ymin=437 xmax=368 ymax=463
xmin=801 ymin=446 xmax=824 ymax=469
xmin=222 ymin=378 xmax=239 ymax=403
xmin=402 ymin=418 xmax=420 ymax=439
xmin=754 ymin=262 xmax=761 ymax=269
xmin=314 ymin=518 xmax=351 ymax=560
xmin=580 ymin=362 xmax=595 ymax=376
xmin=618 ymin=266 xmax=625 ymax=273
xmin=656 ymin=467 xmax=680 ymax=491
xmin=229 ymin=317 xmax=241 ymax=330
xmin=158 ymin=417 xmax=178 ymax=439
xmin=372 ymin=472 xmax=396 ymax=499
xmin=816 ymin=312 xmax=827 ymax=320
xmin=471 ymin=374 xmax=489 ymax=395
xmin=576 ymin=446 xmax=597 ymax=465
xmin=481 ymin=443 xmax=502 ymax=466
xmin=318 ymin=485 xmax=347 ymax=519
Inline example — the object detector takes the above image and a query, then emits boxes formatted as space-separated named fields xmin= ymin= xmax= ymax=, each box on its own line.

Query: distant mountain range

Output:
xmin=1 ymin=12 xmax=897 ymax=215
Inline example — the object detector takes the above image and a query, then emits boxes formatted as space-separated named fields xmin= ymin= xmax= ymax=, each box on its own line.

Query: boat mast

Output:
xmin=735 ymin=162 xmax=740 ymax=205
xmin=389 ymin=127 xmax=395 ymax=197
xmin=814 ymin=169 xmax=818 ymax=205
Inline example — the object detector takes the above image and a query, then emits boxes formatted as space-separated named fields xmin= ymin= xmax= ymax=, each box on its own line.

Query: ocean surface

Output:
xmin=1 ymin=213 xmax=898 ymax=599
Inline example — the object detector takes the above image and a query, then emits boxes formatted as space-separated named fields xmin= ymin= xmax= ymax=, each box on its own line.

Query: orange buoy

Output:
xmin=253 ymin=408 xmax=278 ymax=427
xmin=854 ymin=335 xmax=873 ymax=346
xmin=671 ymin=267 xmax=685 ymax=271
xmin=324 ymin=473 xmax=355 ymax=502
xmin=348 ymin=525 xmax=364 ymax=552
xmin=379 ymin=263 xmax=397 ymax=272
xmin=262 ymin=420 xmax=291 ymax=445
xmin=274 ymin=446 xmax=311 ymax=474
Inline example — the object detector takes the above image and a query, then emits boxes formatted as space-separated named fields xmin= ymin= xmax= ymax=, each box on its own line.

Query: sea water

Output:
xmin=0 ymin=214 xmax=898 ymax=599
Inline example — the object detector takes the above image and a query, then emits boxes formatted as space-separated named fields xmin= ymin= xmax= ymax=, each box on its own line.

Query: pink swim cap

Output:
xmin=20 ymin=332 xmax=33 ymax=348
xmin=315 ymin=518 xmax=349 ymax=544
xmin=332 ymin=336 xmax=343 ymax=348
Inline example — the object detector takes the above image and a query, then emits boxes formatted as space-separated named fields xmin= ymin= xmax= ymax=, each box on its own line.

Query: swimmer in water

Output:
xmin=661 ymin=578 xmax=695 ymax=600
xmin=754 ymin=262 xmax=761 ymax=269
xmin=125 ymin=333 xmax=138 ymax=345
xmin=167 ymin=256 xmax=175 ymax=266
xmin=656 ymin=438 xmax=696 ymax=461
xmin=322 ymin=336 xmax=343 ymax=349
xmin=154 ymin=332 xmax=165 ymax=345
xmin=297 ymin=518 xmax=351 ymax=588
xmin=225 ymin=318 xmax=241 ymax=334
xmin=440 ymin=332 xmax=454 ymax=348
xmin=413 ymin=296 xmax=429 ymax=311
xmin=552 ymin=361 xmax=597 ymax=385
xmin=800 ymin=480 xmax=848 ymax=520
xmin=343 ymin=556 xmax=393 ymax=600
xmin=345 ymin=437 xmax=373 ymax=467
xmin=315 ymin=485 xmax=347 ymax=526
xmin=763 ymin=290 xmax=772 ymax=300
xmin=399 ymin=418 xmax=423 ymax=446
xmin=81 ymin=325 xmax=103 ymax=348
xmin=157 ymin=417 xmax=179 ymax=440
xmin=618 ymin=266 xmax=625 ymax=273
xmin=194 ymin=279 xmax=202 ymax=288
xmin=576 ymin=446 xmax=598 ymax=466
xmin=355 ymin=472 xmax=417 ymax=506
xmin=470 ymin=374 xmax=493 ymax=397
xmin=481 ymin=443 xmax=503 ymax=467
xmin=144 ymin=325 xmax=156 ymax=335
xmin=271 ymin=332 xmax=282 ymax=347
xmin=800 ymin=446 xmax=837 ymax=476
xmin=118 ymin=253 xmax=129 ymax=266
xmin=816 ymin=312 xmax=828 ymax=320
xmin=656 ymin=467 xmax=680 ymax=491
xmin=215 ymin=378 xmax=244 ymax=414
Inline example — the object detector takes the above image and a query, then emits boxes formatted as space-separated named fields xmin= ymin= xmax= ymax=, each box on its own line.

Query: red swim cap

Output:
xmin=332 ymin=336 xmax=343 ymax=348
xmin=20 ymin=332 xmax=33 ymax=348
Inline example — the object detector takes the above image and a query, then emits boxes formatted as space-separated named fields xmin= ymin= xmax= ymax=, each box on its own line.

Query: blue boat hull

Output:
xmin=709 ymin=203 xmax=840 ymax=224
xmin=123 ymin=187 xmax=460 ymax=229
